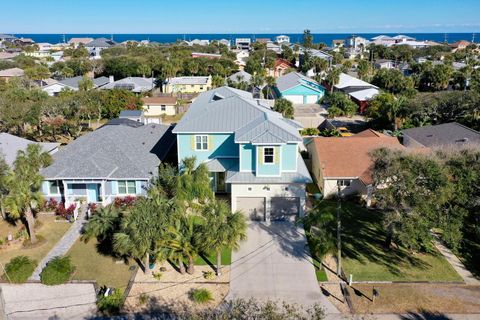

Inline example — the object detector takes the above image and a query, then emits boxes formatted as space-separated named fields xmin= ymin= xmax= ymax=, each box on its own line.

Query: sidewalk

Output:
xmin=433 ymin=234 xmax=480 ymax=285
xmin=30 ymin=207 xmax=87 ymax=281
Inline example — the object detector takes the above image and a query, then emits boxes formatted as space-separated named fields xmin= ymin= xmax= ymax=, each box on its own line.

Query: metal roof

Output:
xmin=101 ymin=77 xmax=155 ymax=93
xmin=275 ymin=72 xmax=324 ymax=93
xmin=58 ymin=76 xmax=109 ymax=90
xmin=226 ymin=155 xmax=312 ymax=184
xmin=41 ymin=124 xmax=175 ymax=180
xmin=204 ymin=158 xmax=238 ymax=172
xmin=173 ymin=86 xmax=302 ymax=144
xmin=167 ymin=76 xmax=210 ymax=85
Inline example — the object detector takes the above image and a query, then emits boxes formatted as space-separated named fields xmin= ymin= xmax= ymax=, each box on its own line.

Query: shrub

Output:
xmin=45 ymin=198 xmax=59 ymax=211
xmin=138 ymin=293 xmax=149 ymax=306
xmin=190 ymin=288 xmax=214 ymax=304
xmin=300 ymin=128 xmax=320 ymax=136
xmin=113 ymin=196 xmax=137 ymax=208
xmin=203 ymin=271 xmax=215 ymax=280
xmin=40 ymin=256 xmax=75 ymax=285
xmin=55 ymin=203 xmax=76 ymax=219
xmin=97 ymin=289 xmax=124 ymax=315
xmin=152 ymin=271 xmax=162 ymax=280
xmin=3 ymin=256 xmax=36 ymax=283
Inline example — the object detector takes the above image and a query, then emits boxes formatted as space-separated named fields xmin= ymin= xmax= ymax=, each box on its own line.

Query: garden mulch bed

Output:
xmin=124 ymin=261 xmax=230 ymax=313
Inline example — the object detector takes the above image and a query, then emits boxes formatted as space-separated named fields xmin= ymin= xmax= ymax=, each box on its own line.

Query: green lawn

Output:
xmin=67 ymin=239 xmax=135 ymax=289
xmin=314 ymin=200 xmax=462 ymax=282
xmin=194 ymin=247 xmax=232 ymax=266
xmin=0 ymin=215 xmax=71 ymax=278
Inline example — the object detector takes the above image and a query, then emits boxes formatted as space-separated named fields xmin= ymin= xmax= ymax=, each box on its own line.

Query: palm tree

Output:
xmin=82 ymin=205 xmax=122 ymax=242
xmin=250 ymin=73 xmax=264 ymax=96
xmin=113 ymin=198 xmax=169 ymax=275
xmin=199 ymin=200 xmax=247 ymax=275
xmin=4 ymin=144 xmax=52 ymax=244
xmin=388 ymin=96 xmax=407 ymax=131
xmin=326 ymin=67 xmax=341 ymax=93
xmin=137 ymin=64 xmax=151 ymax=78
xmin=265 ymin=76 xmax=276 ymax=99
xmin=158 ymin=215 xmax=198 ymax=274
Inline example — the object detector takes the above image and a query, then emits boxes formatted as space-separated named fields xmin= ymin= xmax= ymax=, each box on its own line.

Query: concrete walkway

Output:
xmin=30 ymin=207 xmax=87 ymax=281
xmin=228 ymin=222 xmax=339 ymax=314
xmin=433 ymin=235 xmax=480 ymax=285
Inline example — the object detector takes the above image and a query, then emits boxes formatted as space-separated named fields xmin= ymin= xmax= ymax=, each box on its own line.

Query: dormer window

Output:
xmin=264 ymin=147 xmax=274 ymax=164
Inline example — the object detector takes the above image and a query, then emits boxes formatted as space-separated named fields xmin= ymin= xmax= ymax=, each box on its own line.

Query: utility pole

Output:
xmin=336 ymin=183 xmax=342 ymax=277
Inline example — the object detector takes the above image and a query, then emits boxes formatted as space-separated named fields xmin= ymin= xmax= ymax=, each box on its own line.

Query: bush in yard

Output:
xmin=2 ymin=256 xmax=36 ymax=283
xmin=190 ymin=288 xmax=214 ymax=304
xmin=40 ymin=256 xmax=75 ymax=285
xmin=113 ymin=196 xmax=137 ymax=208
xmin=55 ymin=203 xmax=76 ymax=219
xmin=97 ymin=289 xmax=124 ymax=315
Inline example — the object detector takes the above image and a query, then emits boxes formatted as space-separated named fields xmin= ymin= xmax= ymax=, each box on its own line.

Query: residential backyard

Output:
xmin=0 ymin=214 xmax=71 ymax=278
xmin=67 ymin=239 xmax=136 ymax=289
xmin=314 ymin=200 xmax=462 ymax=282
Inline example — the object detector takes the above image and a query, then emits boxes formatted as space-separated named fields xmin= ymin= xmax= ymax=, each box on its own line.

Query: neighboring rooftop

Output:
xmin=142 ymin=96 xmax=177 ymax=105
xmin=0 ymin=133 xmax=59 ymax=166
xmin=58 ymin=76 xmax=109 ymax=90
xmin=310 ymin=130 xmax=404 ymax=185
xmin=101 ymin=77 xmax=155 ymax=93
xmin=41 ymin=123 xmax=175 ymax=180
xmin=86 ymin=37 xmax=117 ymax=48
xmin=276 ymin=72 xmax=323 ymax=92
xmin=68 ymin=37 xmax=94 ymax=45
xmin=166 ymin=76 xmax=211 ymax=85
xmin=0 ymin=67 xmax=24 ymax=77
xmin=228 ymin=70 xmax=252 ymax=84
xmin=402 ymin=122 xmax=480 ymax=148
xmin=335 ymin=73 xmax=378 ymax=90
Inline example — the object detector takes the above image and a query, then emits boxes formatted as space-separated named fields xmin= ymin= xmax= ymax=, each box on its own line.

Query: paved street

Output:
xmin=228 ymin=222 xmax=339 ymax=314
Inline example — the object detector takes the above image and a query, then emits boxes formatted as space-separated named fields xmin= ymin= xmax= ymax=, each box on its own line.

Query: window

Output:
xmin=195 ymin=135 xmax=208 ymax=151
xmin=338 ymin=180 xmax=351 ymax=187
xmin=161 ymin=105 xmax=166 ymax=111
xmin=118 ymin=181 xmax=136 ymax=194
xmin=264 ymin=147 xmax=274 ymax=164
xmin=49 ymin=181 xmax=60 ymax=195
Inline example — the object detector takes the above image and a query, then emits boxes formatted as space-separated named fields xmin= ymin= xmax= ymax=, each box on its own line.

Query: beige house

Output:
xmin=306 ymin=130 xmax=404 ymax=203
xmin=142 ymin=96 xmax=177 ymax=123
xmin=0 ymin=67 xmax=24 ymax=83
xmin=163 ymin=76 xmax=212 ymax=94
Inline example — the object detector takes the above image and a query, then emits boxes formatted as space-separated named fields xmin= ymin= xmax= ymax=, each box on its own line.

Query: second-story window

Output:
xmin=195 ymin=135 xmax=208 ymax=150
xmin=264 ymin=147 xmax=274 ymax=164
xmin=161 ymin=105 xmax=166 ymax=111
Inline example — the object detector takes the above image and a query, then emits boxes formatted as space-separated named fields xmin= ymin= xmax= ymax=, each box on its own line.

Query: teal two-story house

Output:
xmin=275 ymin=72 xmax=325 ymax=105
xmin=173 ymin=86 xmax=312 ymax=221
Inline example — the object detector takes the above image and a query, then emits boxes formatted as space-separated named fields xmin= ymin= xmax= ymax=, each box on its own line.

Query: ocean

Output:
xmin=10 ymin=33 xmax=478 ymax=45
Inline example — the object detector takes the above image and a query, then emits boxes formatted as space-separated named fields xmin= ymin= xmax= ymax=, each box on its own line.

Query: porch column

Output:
xmin=62 ymin=181 xmax=68 ymax=205
xmin=101 ymin=181 xmax=106 ymax=206
xmin=299 ymin=197 xmax=306 ymax=218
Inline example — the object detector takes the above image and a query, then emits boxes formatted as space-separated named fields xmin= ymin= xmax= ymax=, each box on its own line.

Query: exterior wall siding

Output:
xmin=177 ymin=133 xmax=238 ymax=164
xmin=282 ymin=84 xmax=325 ymax=96
xmin=143 ymin=104 xmax=176 ymax=116
xmin=240 ymin=143 xmax=255 ymax=172
xmin=256 ymin=146 xmax=281 ymax=176
xmin=281 ymin=144 xmax=297 ymax=171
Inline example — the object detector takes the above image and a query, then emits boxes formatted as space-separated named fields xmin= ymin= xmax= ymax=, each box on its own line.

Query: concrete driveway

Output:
xmin=228 ymin=222 xmax=339 ymax=313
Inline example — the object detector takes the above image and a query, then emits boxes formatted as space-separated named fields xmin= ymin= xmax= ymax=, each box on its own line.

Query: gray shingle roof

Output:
xmin=173 ymin=86 xmax=302 ymax=144
xmin=58 ymin=76 xmax=109 ymax=90
xmin=85 ymin=38 xmax=117 ymax=48
xmin=228 ymin=71 xmax=252 ymax=83
xmin=275 ymin=72 xmax=323 ymax=93
xmin=204 ymin=158 xmax=238 ymax=172
xmin=0 ymin=133 xmax=59 ymax=167
xmin=41 ymin=124 xmax=175 ymax=180
xmin=119 ymin=110 xmax=143 ymax=118
xmin=226 ymin=155 xmax=312 ymax=184
xmin=402 ymin=122 xmax=480 ymax=148
xmin=101 ymin=77 xmax=155 ymax=93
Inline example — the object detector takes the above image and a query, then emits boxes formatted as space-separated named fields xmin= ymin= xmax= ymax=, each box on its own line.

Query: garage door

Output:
xmin=270 ymin=197 xmax=299 ymax=221
xmin=236 ymin=197 xmax=265 ymax=221
xmin=285 ymin=95 xmax=304 ymax=104
xmin=306 ymin=95 xmax=318 ymax=104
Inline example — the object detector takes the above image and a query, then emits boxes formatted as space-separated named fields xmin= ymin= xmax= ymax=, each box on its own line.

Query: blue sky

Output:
xmin=2 ymin=0 xmax=480 ymax=33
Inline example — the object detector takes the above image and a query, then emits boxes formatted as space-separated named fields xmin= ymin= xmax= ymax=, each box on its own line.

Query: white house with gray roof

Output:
xmin=40 ymin=122 xmax=175 ymax=206
xmin=101 ymin=77 xmax=155 ymax=93
xmin=173 ymin=86 xmax=312 ymax=222
xmin=42 ymin=76 xmax=110 ymax=96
